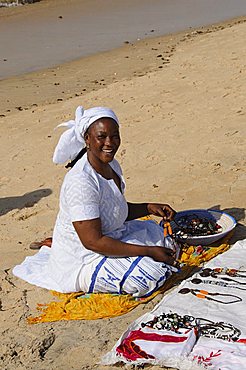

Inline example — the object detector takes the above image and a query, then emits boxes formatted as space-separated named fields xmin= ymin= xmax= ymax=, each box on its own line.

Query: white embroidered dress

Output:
xmin=13 ymin=154 xmax=174 ymax=297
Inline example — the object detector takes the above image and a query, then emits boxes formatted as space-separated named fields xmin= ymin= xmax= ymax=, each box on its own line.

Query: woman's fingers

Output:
xmin=149 ymin=246 xmax=176 ymax=265
xmin=162 ymin=246 xmax=175 ymax=256
xmin=162 ymin=204 xmax=176 ymax=221
xmin=147 ymin=203 xmax=176 ymax=220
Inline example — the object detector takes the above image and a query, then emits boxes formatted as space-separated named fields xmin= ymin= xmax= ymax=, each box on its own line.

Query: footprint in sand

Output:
xmin=120 ymin=149 xmax=126 ymax=157
xmin=0 ymin=176 xmax=10 ymax=185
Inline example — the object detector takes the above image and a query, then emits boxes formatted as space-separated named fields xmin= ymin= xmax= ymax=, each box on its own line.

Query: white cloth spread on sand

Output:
xmin=13 ymin=154 xmax=176 ymax=297
xmin=102 ymin=239 xmax=246 ymax=369
xmin=53 ymin=106 xmax=119 ymax=164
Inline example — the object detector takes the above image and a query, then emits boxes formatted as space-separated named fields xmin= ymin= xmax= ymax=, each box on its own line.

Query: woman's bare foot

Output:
xmin=29 ymin=237 xmax=52 ymax=250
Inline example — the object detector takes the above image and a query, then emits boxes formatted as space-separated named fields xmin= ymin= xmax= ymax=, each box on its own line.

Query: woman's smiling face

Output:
xmin=85 ymin=118 xmax=121 ymax=164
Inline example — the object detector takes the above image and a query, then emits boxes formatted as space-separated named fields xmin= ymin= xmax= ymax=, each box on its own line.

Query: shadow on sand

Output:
xmin=209 ymin=205 xmax=246 ymax=243
xmin=0 ymin=188 xmax=52 ymax=216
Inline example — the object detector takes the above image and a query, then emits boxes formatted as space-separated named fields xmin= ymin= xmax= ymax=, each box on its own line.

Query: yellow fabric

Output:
xmin=28 ymin=232 xmax=233 ymax=324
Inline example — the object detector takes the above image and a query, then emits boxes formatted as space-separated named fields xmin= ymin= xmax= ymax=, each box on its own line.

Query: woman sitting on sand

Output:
xmin=13 ymin=106 xmax=178 ymax=297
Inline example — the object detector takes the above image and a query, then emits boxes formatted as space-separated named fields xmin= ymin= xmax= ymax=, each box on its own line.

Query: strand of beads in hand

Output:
xmin=163 ymin=222 xmax=182 ymax=262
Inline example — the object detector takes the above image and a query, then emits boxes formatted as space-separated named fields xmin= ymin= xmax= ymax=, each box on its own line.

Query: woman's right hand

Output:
xmin=148 ymin=246 xmax=176 ymax=266
xmin=74 ymin=218 xmax=178 ymax=266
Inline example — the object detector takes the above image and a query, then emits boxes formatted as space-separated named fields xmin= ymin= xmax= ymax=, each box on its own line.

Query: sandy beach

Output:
xmin=0 ymin=1 xmax=246 ymax=369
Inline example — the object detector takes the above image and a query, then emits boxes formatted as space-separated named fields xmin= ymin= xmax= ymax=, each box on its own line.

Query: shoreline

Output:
xmin=1 ymin=15 xmax=246 ymax=119
xmin=1 ymin=0 xmax=246 ymax=81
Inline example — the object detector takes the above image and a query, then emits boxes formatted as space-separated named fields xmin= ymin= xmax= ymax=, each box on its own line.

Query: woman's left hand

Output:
xmin=147 ymin=203 xmax=176 ymax=221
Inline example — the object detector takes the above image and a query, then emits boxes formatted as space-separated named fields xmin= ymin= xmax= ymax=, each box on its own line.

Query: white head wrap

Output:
xmin=53 ymin=106 xmax=119 ymax=164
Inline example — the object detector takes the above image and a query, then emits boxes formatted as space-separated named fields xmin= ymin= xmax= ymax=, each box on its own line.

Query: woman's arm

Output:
xmin=126 ymin=202 xmax=176 ymax=221
xmin=73 ymin=218 xmax=176 ymax=266
xmin=126 ymin=202 xmax=149 ymax=220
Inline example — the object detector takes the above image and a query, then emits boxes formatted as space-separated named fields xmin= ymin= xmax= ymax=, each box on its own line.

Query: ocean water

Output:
xmin=0 ymin=0 xmax=40 ymax=6
xmin=0 ymin=0 xmax=246 ymax=79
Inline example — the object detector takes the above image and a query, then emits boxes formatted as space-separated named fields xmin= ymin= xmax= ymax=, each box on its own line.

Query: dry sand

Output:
xmin=0 ymin=6 xmax=246 ymax=370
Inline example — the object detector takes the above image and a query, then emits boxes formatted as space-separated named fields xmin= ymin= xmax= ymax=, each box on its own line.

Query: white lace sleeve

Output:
xmin=64 ymin=174 xmax=100 ymax=222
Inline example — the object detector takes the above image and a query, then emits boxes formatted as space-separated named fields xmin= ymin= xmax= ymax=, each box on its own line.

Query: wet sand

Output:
xmin=0 ymin=3 xmax=246 ymax=370
xmin=1 ymin=0 xmax=246 ymax=79
xmin=1 ymin=16 xmax=246 ymax=119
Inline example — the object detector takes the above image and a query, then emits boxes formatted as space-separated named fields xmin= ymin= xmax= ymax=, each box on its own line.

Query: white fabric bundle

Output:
xmin=53 ymin=106 xmax=119 ymax=164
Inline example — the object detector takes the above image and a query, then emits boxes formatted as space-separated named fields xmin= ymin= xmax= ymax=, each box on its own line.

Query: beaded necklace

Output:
xmin=178 ymin=287 xmax=242 ymax=304
xmin=191 ymin=277 xmax=246 ymax=291
xmin=200 ymin=267 xmax=246 ymax=278
xmin=199 ymin=267 xmax=246 ymax=285
xmin=141 ymin=312 xmax=241 ymax=341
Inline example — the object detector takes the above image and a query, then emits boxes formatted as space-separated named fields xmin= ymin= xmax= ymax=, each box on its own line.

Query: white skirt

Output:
xmin=13 ymin=220 xmax=177 ymax=297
